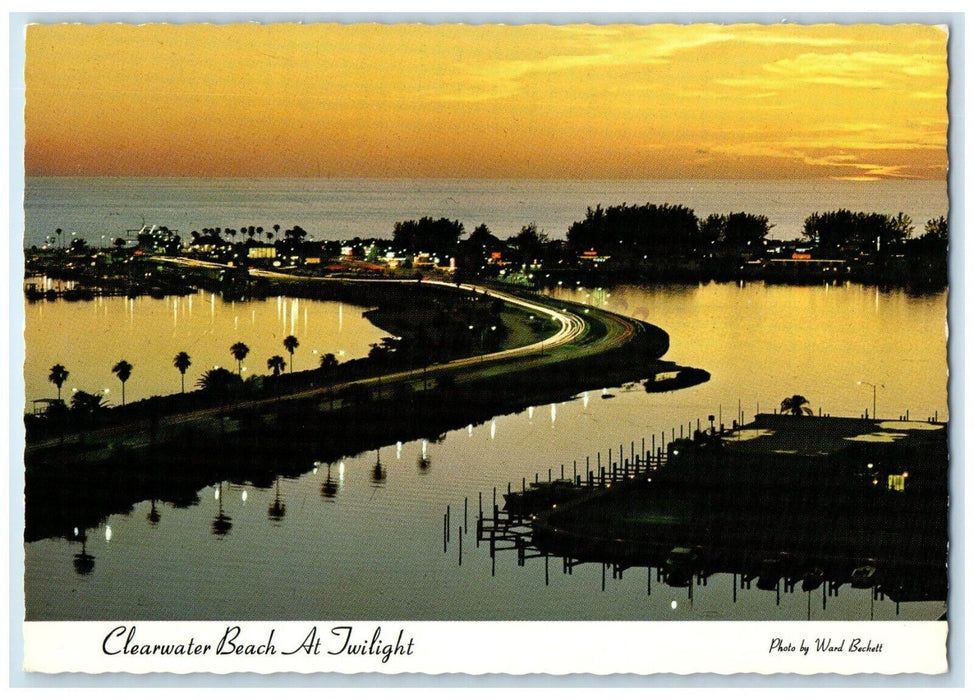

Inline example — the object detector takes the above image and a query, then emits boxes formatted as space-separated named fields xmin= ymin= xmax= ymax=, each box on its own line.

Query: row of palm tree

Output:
xmin=46 ymin=335 xmax=310 ymax=406
xmin=51 ymin=361 xmax=135 ymax=406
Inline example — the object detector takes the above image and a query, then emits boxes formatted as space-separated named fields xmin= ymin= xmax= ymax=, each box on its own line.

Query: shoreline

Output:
xmin=25 ymin=276 xmax=709 ymax=542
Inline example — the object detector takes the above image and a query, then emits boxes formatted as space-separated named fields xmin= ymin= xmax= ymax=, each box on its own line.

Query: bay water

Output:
xmin=22 ymin=177 xmax=949 ymax=247
xmin=22 ymin=282 xmax=949 ymax=621
xmin=20 ymin=178 xmax=950 ymax=621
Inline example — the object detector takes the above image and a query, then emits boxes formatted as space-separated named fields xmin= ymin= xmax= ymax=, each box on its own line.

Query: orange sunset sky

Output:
xmin=24 ymin=22 xmax=949 ymax=181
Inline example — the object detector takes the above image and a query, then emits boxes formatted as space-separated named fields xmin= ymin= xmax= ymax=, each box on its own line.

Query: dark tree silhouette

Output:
xmin=283 ymin=335 xmax=299 ymax=373
xmin=48 ymin=364 xmax=69 ymax=401
xmin=196 ymin=367 xmax=241 ymax=395
xmin=781 ymin=395 xmax=813 ymax=416
xmin=173 ymin=351 xmax=192 ymax=393
xmin=319 ymin=352 xmax=338 ymax=372
xmin=267 ymin=355 xmax=286 ymax=377
xmin=230 ymin=342 xmax=250 ymax=375
xmin=71 ymin=390 xmax=107 ymax=415
xmin=112 ymin=360 xmax=133 ymax=406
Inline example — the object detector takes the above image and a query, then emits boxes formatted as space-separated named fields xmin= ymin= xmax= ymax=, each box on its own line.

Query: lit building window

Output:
xmin=887 ymin=473 xmax=907 ymax=492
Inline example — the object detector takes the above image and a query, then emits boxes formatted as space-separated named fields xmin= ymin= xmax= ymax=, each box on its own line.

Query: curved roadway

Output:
xmin=26 ymin=259 xmax=650 ymax=454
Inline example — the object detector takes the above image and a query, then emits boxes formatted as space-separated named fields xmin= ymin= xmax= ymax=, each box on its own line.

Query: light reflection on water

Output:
xmin=23 ymin=291 xmax=385 ymax=409
xmin=23 ymin=282 xmax=949 ymax=621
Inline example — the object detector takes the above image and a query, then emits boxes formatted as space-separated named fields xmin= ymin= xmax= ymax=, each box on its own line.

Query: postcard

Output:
xmin=14 ymin=15 xmax=955 ymax=680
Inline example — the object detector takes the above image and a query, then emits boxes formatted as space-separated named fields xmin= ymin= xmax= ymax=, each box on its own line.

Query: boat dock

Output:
xmin=441 ymin=413 xmax=949 ymax=615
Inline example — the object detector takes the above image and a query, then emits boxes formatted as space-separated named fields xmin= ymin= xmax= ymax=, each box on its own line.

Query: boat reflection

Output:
xmin=474 ymin=497 xmax=945 ymax=616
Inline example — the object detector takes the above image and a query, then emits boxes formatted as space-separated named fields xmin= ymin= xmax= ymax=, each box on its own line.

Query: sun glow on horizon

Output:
xmin=24 ymin=22 xmax=948 ymax=181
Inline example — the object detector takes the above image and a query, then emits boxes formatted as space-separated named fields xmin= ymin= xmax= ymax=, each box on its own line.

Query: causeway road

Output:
xmin=26 ymin=260 xmax=658 ymax=455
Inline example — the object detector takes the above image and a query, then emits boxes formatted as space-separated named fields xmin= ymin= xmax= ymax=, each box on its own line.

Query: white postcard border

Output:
xmin=23 ymin=620 xmax=948 ymax=676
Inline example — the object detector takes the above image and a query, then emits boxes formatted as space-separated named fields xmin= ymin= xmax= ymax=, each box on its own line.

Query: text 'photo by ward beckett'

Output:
xmin=17 ymin=18 xmax=954 ymax=677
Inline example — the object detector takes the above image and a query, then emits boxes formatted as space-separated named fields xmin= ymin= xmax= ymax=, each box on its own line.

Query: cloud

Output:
xmin=430 ymin=24 xmax=858 ymax=104
xmin=764 ymin=50 xmax=943 ymax=85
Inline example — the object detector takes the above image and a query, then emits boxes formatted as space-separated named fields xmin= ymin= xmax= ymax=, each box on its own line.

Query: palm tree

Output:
xmin=230 ymin=342 xmax=250 ymax=375
xmin=71 ymin=390 xmax=107 ymax=414
xmin=173 ymin=352 xmax=192 ymax=393
xmin=267 ymin=355 xmax=286 ymax=377
xmin=48 ymin=364 xmax=69 ymax=401
xmin=196 ymin=367 xmax=240 ymax=395
xmin=780 ymin=395 xmax=813 ymax=416
xmin=283 ymin=335 xmax=299 ymax=373
xmin=112 ymin=360 xmax=133 ymax=406
xmin=319 ymin=352 xmax=338 ymax=373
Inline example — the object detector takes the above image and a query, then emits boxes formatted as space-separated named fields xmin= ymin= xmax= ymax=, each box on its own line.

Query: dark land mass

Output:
xmin=492 ymin=414 xmax=948 ymax=607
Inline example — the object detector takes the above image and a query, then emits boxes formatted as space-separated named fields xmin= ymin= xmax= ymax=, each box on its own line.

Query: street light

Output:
xmin=857 ymin=381 xmax=884 ymax=419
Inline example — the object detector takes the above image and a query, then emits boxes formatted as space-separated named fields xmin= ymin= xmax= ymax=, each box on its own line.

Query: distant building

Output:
xmin=579 ymin=249 xmax=611 ymax=265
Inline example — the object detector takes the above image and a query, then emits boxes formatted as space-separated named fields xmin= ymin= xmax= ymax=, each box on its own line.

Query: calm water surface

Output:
xmin=23 ymin=282 xmax=949 ymax=621
xmin=23 ymin=177 xmax=949 ymax=247
xmin=23 ymin=289 xmax=387 ymax=410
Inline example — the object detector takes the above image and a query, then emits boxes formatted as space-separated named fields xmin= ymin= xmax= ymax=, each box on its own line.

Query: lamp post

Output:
xmin=857 ymin=381 xmax=883 ymax=419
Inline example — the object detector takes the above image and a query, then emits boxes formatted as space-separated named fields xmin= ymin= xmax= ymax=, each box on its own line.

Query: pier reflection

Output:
xmin=473 ymin=493 xmax=945 ymax=617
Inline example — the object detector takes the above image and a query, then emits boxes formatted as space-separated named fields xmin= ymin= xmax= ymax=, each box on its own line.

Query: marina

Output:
xmin=459 ymin=413 xmax=948 ymax=617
